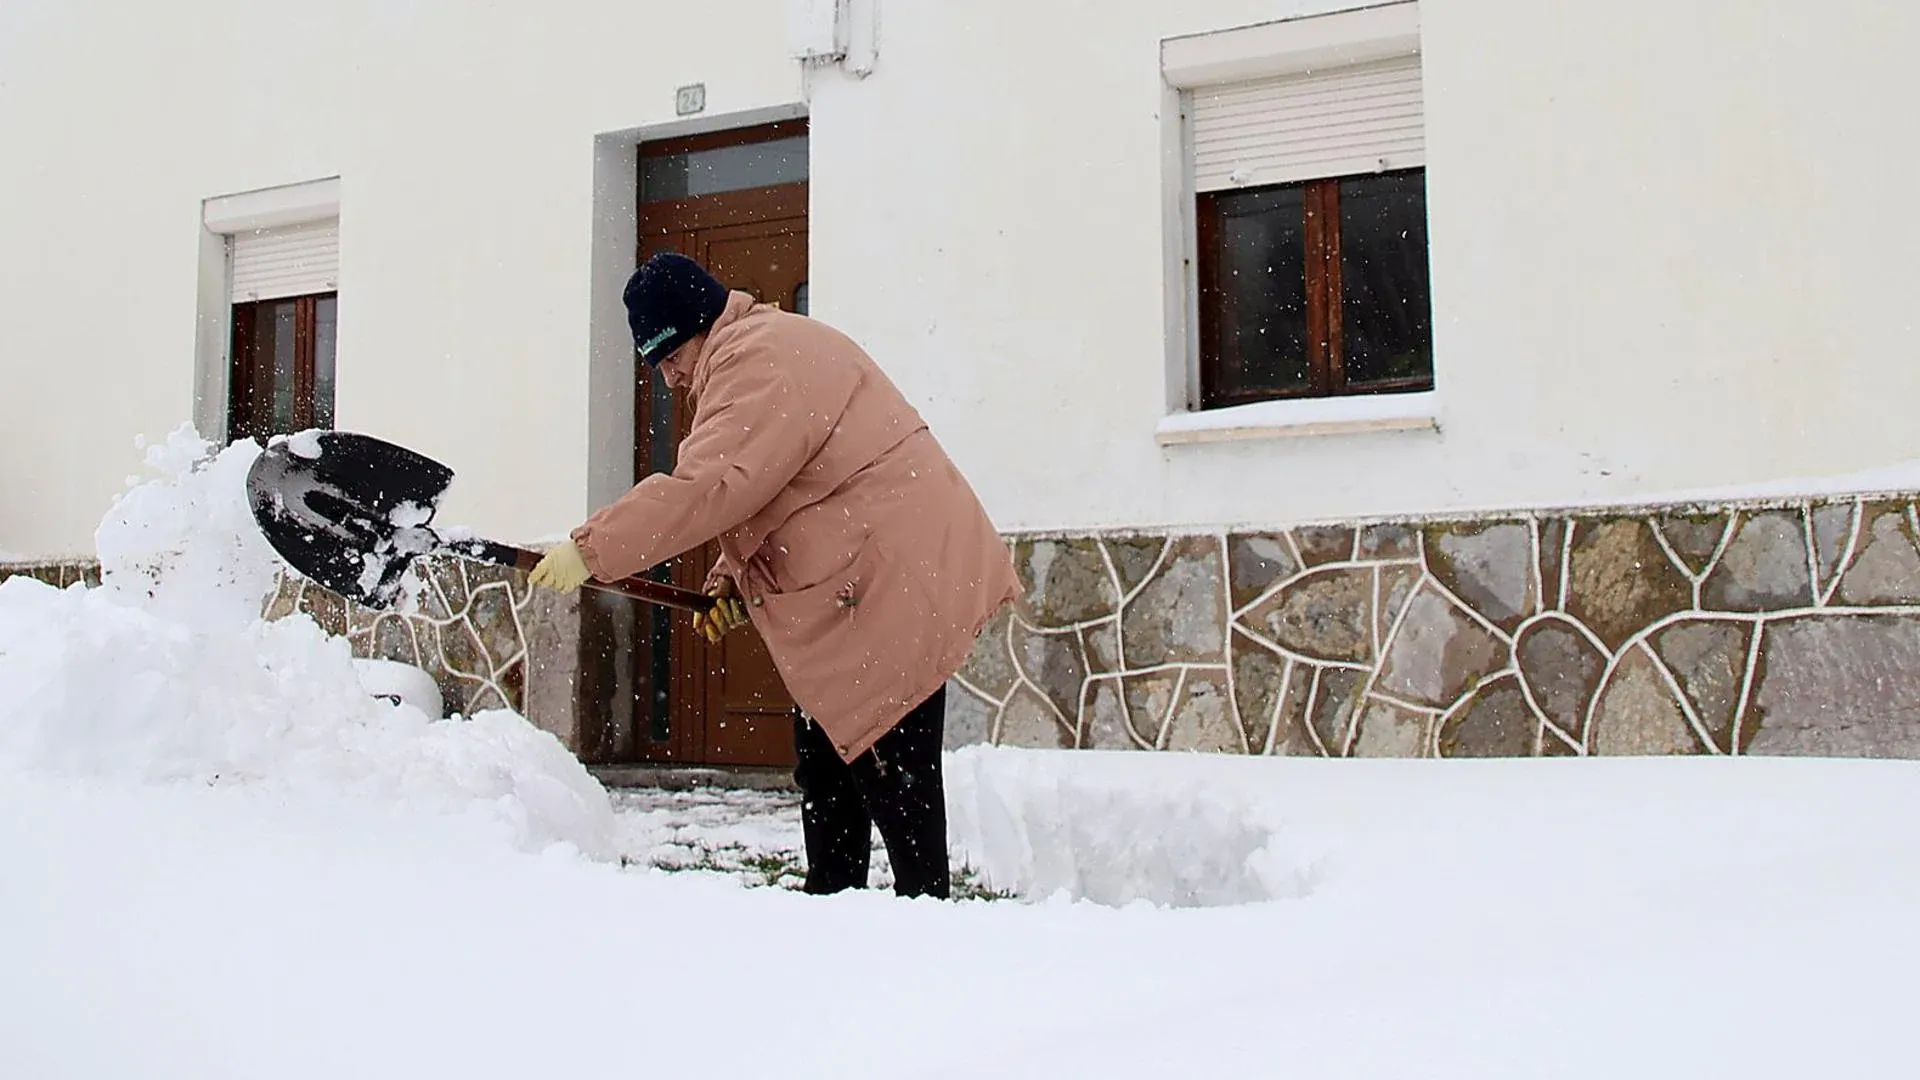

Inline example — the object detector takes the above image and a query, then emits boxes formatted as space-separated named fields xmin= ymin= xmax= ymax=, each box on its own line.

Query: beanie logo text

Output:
xmin=638 ymin=326 xmax=678 ymax=360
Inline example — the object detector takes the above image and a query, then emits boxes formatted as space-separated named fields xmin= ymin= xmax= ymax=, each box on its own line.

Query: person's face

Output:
xmin=653 ymin=337 xmax=701 ymax=388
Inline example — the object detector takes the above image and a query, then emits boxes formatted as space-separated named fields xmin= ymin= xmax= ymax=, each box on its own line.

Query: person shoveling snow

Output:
xmin=529 ymin=252 xmax=1018 ymax=899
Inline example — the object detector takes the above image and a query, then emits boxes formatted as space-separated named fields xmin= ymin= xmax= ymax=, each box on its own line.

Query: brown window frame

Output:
xmin=227 ymin=291 xmax=337 ymax=444
xmin=1195 ymin=168 xmax=1434 ymax=410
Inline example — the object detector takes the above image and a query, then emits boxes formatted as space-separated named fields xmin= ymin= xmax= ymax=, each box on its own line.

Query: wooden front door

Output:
xmin=628 ymin=120 xmax=809 ymax=767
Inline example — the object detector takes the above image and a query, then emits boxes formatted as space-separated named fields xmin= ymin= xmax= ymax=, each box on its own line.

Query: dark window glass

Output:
xmin=1339 ymin=171 xmax=1433 ymax=389
xmin=1209 ymin=184 xmax=1310 ymax=398
xmin=641 ymin=135 xmax=808 ymax=202
xmin=227 ymin=293 xmax=337 ymax=443
xmin=1198 ymin=168 xmax=1433 ymax=406
xmin=313 ymin=295 xmax=338 ymax=429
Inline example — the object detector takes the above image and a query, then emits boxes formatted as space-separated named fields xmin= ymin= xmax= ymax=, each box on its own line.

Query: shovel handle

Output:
xmin=478 ymin=542 xmax=717 ymax=614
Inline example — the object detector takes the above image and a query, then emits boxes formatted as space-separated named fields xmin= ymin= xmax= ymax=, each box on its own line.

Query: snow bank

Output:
xmin=0 ymin=425 xmax=617 ymax=860
xmin=944 ymin=746 xmax=1325 ymax=907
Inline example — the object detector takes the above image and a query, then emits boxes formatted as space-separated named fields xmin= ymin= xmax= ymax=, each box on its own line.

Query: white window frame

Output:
xmin=193 ymin=177 xmax=341 ymax=442
xmin=1158 ymin=2 xmax=1438 ymax=446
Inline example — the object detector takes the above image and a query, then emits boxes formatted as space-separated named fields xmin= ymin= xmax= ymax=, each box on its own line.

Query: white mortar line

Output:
xmin=1013 ymin=613 xmax=1081 ymax=638
xmin=1647 ymin=518 xmax=1703 ymax=598
xmin=1282 ymin=529 xmax=1306 ymax=575
xmin=1357 ymin=571 xmax=1433 ymax=714
xmin=1731 ymin=622 xmax=1765 ymax=755
xmin=1821 ymin=501 xmax=1865 ymax=607
xmin=1800 ymin=506 xmax=1823 ymax=611
xmin=1091 ymin=540 xmax=1132 ymax=688
xmin=1364 ymin=687 xmax=1444 ymax=716
xmin=1557 ymin=518 xmax=1575 ymax=613
xmin=1073 ymin=673 xmax=1092 ymax=748
xmin=1511 ymin=607 xmax=1614 ymax=660
xmin=1096 ymin=660 xmax=1228 ymax=682
xmin=1420 ymin=566 xmax=1517 ymax=646
xmin=1095 ymin=537 xmax=1127 ymax=610
xmin=1231 ymin=622 xmax=1374 ymax=674
xmin=1119 ymin=536 xmax=1174 ymax=607
xmin=1696 ymin=512 xmax=1739 ymax=586
xmin=1302 ymin=666 xmax=1330 ymax=757
xmin=1513 ymin=655 xmax=1585 ymax=756
xmin=1528 ymin=515 xmax=1546 ymax=620
xmin=1371 ymin=564 xmax=1384 ymax=661
xmin=1111 ymin=677 xmax=1160 ymax=752
xmin=1015 ymin=674 xmax=1074 ymax=743
xmin=1217 ymin=529 xmax=1246 ymax=749
xmin=1580 ymin=609 xmax=1760 ymax=747
xmin=1263 ymin=658 xmax=1294 ymax=755
xmin=1155 ymin=667 xmax=1190 ymax=750
xmin=1644 ymin=641 xmax=1725 ymax=755
xmin=1339 ymin=678 xmax=1362 ymax=757
xmin=950 ymin=672 xmax=999 ymax=708
xmin=1231 ymin=556 xmax=1425 ymax=623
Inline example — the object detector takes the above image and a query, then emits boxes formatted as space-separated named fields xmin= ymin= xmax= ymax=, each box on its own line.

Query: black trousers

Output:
xmin=792 ymin=686 xmax=950 ymax=899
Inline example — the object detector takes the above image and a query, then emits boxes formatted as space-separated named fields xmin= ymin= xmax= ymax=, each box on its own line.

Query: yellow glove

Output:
xmin=695 ymin=577 xmax=751 ymax=643
xmin=528 ymin=539 xmax=592 ymax=594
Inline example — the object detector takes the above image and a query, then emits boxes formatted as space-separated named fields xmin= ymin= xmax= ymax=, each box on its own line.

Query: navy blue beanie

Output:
xmin=624 ymin=252 xmax=731 ymax=366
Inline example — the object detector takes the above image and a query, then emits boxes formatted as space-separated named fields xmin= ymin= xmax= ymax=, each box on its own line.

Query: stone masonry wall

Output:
xmin=263 ymin=557 xmax=538 ymax=720
xmin=15 ymin=487 xmax=1920 ymax=762
xmin=950 ymin=496 xmax=1920 ymax=760
xmin=1 ymin=556 xmax=536 ymax=723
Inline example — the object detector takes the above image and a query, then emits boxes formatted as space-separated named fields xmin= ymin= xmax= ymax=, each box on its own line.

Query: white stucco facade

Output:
xmin=3 ymin=0 xmax=1918 ymax=560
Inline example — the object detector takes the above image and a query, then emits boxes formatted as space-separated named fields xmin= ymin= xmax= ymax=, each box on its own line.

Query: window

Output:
xmin=1172 ymin=7 xmax=1432 ymax=411
xmin=222 ymin=216 xmax=340 ymax=442
xmin=1197 ymin=168 xmax=1432 ymax=407
xmin=228 ymin=293 xmax=337 ymax=442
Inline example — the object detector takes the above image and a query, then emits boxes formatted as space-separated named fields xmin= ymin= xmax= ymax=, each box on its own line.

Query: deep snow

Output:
xmin=7 ymin=756 xmax=1920 ymax=1078
xmin=0 ymin=427 xmax=618 ymax=859
xmin=5 ymin=427 xmax=1920 ymax=1077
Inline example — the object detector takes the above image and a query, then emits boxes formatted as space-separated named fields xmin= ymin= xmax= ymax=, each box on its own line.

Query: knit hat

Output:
xmin=624 ymin=252 xmax=731 ymax=366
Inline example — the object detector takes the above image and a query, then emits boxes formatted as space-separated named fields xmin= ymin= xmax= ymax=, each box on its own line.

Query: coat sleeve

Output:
xmin=570 ymin=352 xmax=830 ymax=583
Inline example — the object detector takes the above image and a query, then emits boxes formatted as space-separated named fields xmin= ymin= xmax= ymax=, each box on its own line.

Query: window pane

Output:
xmin=643 ymin=372 xmax=678 ymax=743
xmin=641 ymin=135 xmax=808 ymax=202
xmin=313 ymin=295 xmax=338 ymax=429
xmin=1210 ymin=185 xmax=1310 ymax=398
xmin=271 ymin=302 xmax=298 ymax=431
xmin=1339 ymin=170 xmax=1433 ymax=389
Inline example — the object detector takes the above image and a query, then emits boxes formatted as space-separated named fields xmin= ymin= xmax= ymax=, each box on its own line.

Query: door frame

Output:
xmin=626 ymin=118 xmax=810 ymax=766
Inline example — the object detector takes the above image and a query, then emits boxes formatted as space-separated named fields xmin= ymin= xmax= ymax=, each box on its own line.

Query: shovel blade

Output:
xmin=245 ymin=431 xmax=457 ymax=609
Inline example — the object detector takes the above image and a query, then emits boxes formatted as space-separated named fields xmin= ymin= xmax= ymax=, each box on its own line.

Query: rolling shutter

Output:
xmin=1190 ymin=53 xmax=1424 ymax=192
xmin=230 ymin=217 xmax=338 ymax=302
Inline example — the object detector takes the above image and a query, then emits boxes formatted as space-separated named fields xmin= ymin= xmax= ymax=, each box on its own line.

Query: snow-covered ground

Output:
xmin=8 ymin=755 xmax=1920 ymax=1078
xmin=4 ymin=428 xmax=1920 ymax=1077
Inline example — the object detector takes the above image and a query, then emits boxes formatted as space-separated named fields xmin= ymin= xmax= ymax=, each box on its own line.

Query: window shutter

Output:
xmin=230 ymin=217 xmax=338 ymax=302
xmin=1190 ymin=54 xmax=1424 ymax=192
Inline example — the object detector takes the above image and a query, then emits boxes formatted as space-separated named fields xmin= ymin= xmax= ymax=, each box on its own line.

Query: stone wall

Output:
xmin=950 ymin=496 xmax=1920 ymax=760
xmin=0 ymin=561 xmax=101 ymax=590
xmin=264 ymin=557 xmax=540 ymax=721
xmin=15 ymin=488 xmax=1920 ymax=763
xmin=1 ymin=555 xmax=539 ymax=724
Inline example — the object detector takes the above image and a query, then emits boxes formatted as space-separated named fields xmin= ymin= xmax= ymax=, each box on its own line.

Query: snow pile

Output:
xmin=944 ymin=745 xmax=1323 ymax=907
xmin=0 ymin=425 xmax=617 ymax=860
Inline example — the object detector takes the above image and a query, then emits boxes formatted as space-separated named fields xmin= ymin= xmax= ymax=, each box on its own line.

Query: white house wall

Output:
xmin=0 ymin=0 xmax=799 ymax=558
xmin=4 ymin=0 xmax=1920 ymax=557
xmin=807 ymin=0 xmax=1920 ymax=534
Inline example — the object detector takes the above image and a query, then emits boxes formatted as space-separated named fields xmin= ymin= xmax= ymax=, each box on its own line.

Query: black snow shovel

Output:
xmin=244 ymin=430 xmax=715 ymax=615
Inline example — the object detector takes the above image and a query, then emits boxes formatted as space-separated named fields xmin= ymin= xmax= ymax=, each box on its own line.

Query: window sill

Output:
xmin=1155 ymin=391 xmax=1440 ymax=446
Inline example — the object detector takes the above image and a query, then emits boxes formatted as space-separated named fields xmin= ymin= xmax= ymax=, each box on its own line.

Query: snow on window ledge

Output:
xmin=1154 ymin=390 xmax=1441 ymax=447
